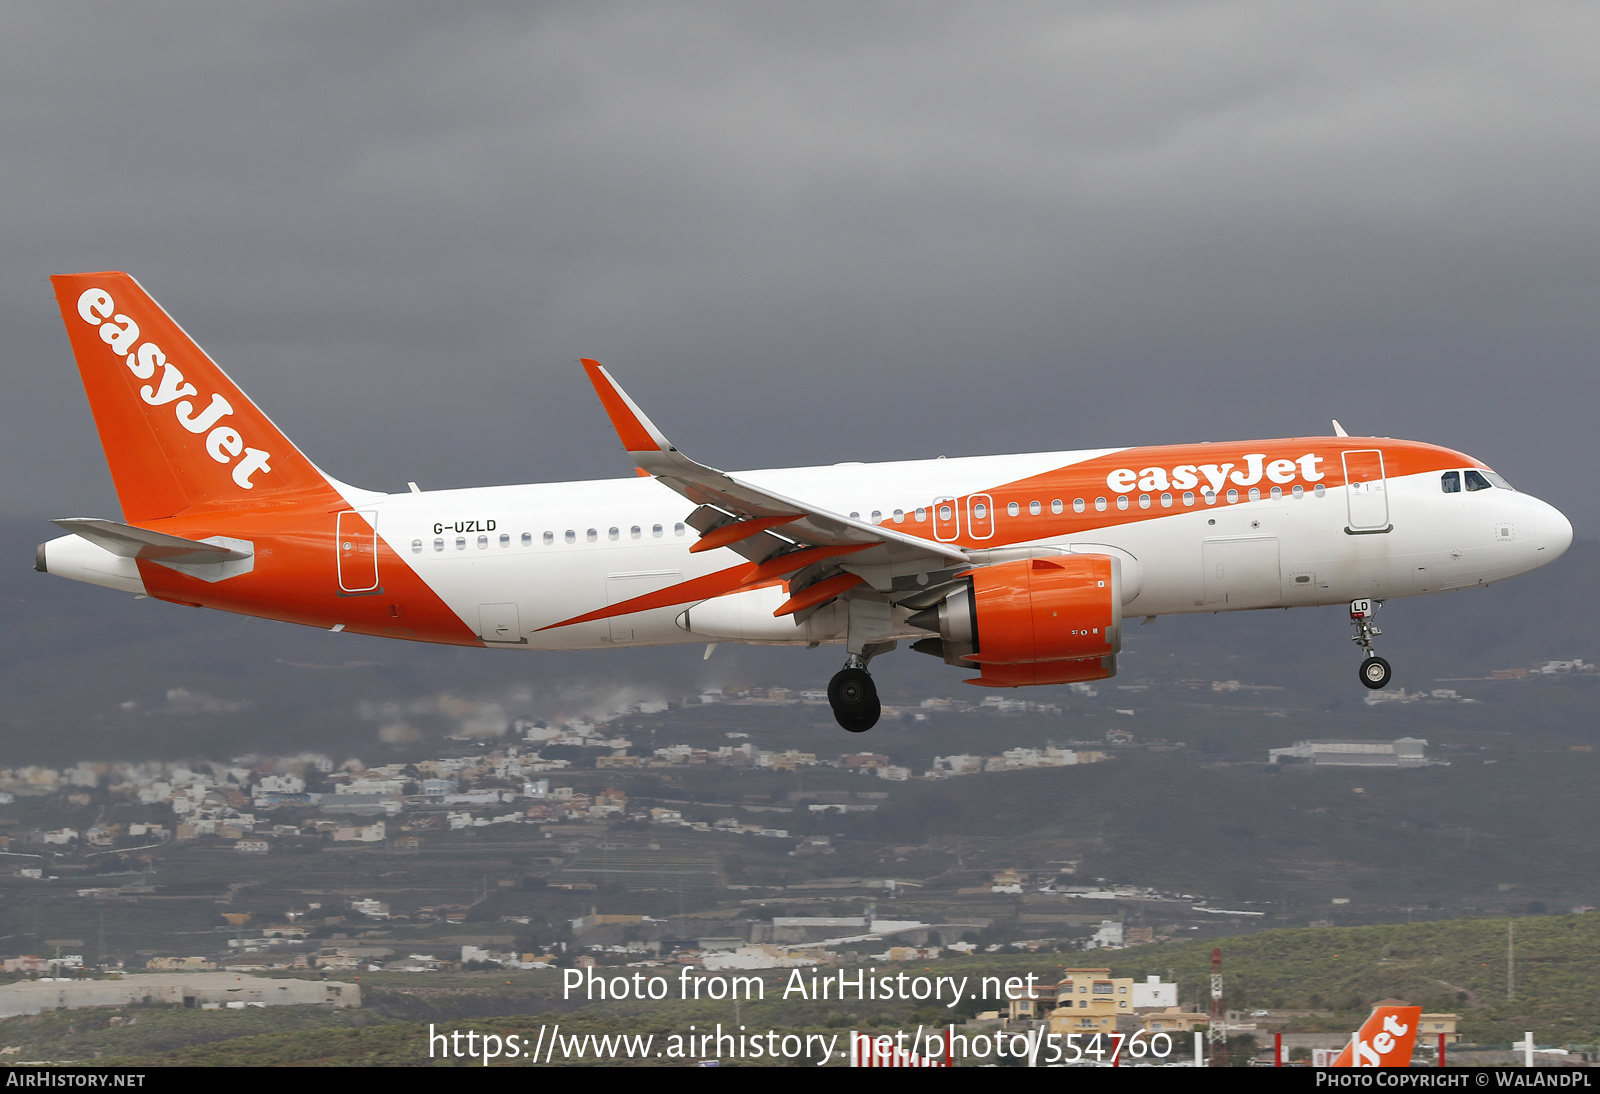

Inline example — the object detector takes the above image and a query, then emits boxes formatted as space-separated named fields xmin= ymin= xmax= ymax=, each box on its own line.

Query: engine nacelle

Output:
xmin=909 ymin=555 xmax=1122 ymax=688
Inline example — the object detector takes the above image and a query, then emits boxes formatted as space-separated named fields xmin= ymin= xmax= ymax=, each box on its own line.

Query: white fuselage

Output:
xmin=352 ymin=448 xmax=1570 ymax=650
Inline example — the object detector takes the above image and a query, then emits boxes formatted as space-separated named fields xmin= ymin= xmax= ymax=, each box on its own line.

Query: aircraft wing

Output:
xmin=581 ymin=360 xmax=969 ymax=585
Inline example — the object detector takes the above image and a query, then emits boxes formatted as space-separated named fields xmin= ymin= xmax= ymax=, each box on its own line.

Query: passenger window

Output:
xmin=433 ymin=538 xmax=444 ymax=552
xmin=456 ymin=536 xmax=467 ymax=550
xmin=540 ymin=531 xmax=552 ymax=545
xmin=1269 ymin=486 xmax=1282 ymax=499
xmin=974 ymin=503 xmax=988 ymax=519
xmin=1116 ymin=496 xmax=1130 ymax=511
xmin=1203 ymin=489 xmax=1217 ymax=505
xmin=871 ymin=510 xmax=882 ymax=523
xmin=1138 ymin=494 xmax=1151 ymax=509
xmin=1182 ymin=491 xmax=1194 ymax=506
xmin=1314 ymin=484 xmax=1326 ymax=497
xmin=1248 ymin=487 xmax=1261 ymax=502
xmin=411 ymin=540 xmax=422 ymax=554
xmin=939 ymin=504 xmax=953 ymax=521
xmin=1226 ymin=489 xmax=1239 ymax=504
xmin=477 ymin=535 xmax=488 ymax=549
xmin=914 ymin=508 xmax=927 ymax=522
xmin=1051 ymin=499 xmax=1064 ymax=515
xmin=630 ymin=525 xmax=641 ymax=539
xmin=674 ymin=523 xmax=686 ymax=536
xmin=1072 ymin=498 xmax=1085 ymax=513
xmin=608 ymin=527 xmax=619 ymax=541
xmin=499 ymin=533 xmax=510 ymax=547
xmin=652 ymin=524 xmax=663 ymax=538
xmin=586 ymin=529 xmax=598 ymax=542
xmin=1441 ymin=471 xmax=1461 ymax=493
xmin=1291 ymin=485 xmax=1303 ymax=499
xmin=1465 ymin=470 xmax=1492 ymax=492
xmin=893 ymin=509 xmax=905 ymax=523
xmin=565 ymin=530 xmax=576 ymax=544
xmin=1095 ymin=497 xmax=1108 ymax=512
xmin=850 ymin=511 xmax=860 ymax=519
xmin=1029 ymin=500 xmax=1041 ymax=516
xmin=1007 ymin=502 xmax=1020 ymax=517
xmin=1160 ymin=492 xmax=1173 ymax=507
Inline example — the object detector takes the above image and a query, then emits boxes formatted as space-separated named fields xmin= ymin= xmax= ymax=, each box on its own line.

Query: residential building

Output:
xmin=1045 ymin=969 xmax=1138 ymax=1033
xmin=1420 ymin=1013 xmax=1461 ymax=1045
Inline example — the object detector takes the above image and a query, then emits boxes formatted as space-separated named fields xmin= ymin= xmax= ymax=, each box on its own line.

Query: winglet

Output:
xmin=581 ymin=359 xmax=673 ymax=456
xmin=1332 ymin=419 xmax=1350 ymax=437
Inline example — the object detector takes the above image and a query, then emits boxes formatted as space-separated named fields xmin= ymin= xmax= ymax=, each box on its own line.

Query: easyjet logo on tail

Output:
xmin=75 ymin=288 xmax=273 ymax=490
xmin=1330 ymin=1005 xmax=1421 ymax=1067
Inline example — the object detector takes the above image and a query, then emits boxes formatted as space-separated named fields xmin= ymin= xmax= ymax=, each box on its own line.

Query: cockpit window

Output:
xmin=1464 ymin=470 xmax=1493 ymax=492
xmin=1483 ymin=471 xmax=1515 ymax=491
xmin=1441 ymin=471 xmax=1460 ymax=493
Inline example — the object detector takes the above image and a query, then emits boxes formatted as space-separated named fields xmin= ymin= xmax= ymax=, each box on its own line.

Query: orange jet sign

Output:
xmin=1329 ymin=1005 xmax=1422 ymax=1067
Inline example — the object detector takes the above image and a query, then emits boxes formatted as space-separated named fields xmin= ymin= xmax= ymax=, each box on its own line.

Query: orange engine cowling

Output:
xmin=909 ymin=555 xmax=1122 ymax=688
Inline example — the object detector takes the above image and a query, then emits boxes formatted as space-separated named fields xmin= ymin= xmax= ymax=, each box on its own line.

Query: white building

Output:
xmin=1132 ymin=975 xmax=1177 ymax=1008
xmin=1268 ymin=737 xmax=1428 ymax=766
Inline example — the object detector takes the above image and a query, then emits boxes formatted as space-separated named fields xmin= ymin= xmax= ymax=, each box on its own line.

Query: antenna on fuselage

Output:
xmin=1331 ymin=419 xmax=1350 ymax=437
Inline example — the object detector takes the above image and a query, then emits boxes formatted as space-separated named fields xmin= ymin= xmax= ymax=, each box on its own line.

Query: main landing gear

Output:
xmin=828 ymin=655 xmax=881 ymax=733
xmin=1350 ymin=598 xmax=1392 ymax=690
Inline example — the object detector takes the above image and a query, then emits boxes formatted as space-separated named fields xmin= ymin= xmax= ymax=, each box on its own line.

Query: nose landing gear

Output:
xmin=1350 ymin=598 xmax=1391 ymax=689
xmin=828 ymin=655 xmax=881 ymax=733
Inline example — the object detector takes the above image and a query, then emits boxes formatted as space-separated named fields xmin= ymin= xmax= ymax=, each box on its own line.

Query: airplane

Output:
xmin=36 ymin=272 xmax=1573 ymax=733
xmin=1329 ymin=1004 xmax=1422 ymax=1067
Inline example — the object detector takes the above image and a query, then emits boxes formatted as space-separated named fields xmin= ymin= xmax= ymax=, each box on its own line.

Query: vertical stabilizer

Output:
xmin=50 ymin=272 xmax=334 ymax=522
xmin=1330 ymin=1005 xmax=1421 ymax=1067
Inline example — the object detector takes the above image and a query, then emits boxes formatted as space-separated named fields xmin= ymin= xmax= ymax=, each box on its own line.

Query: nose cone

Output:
xmin=1539 ymin=500 xmax=1573 ymax=562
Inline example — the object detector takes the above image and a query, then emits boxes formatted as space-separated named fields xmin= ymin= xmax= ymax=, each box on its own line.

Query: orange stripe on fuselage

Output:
xmin=132 ymin=505 xmax=482 ymax=646
xmin=538 ymin=543 xmax=873 ymax=631
xmin=859 ymin=438 xmax=1478 ymax=549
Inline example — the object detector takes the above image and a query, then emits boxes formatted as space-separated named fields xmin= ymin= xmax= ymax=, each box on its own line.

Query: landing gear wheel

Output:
xmin=1360 ymin=656 xmax=1392 ymax=690
xmin=828 ymin=667 xmax=881 ymax=733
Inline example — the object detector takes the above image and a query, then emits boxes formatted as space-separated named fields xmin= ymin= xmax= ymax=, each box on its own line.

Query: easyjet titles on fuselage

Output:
xmin=1104 ymin=452 xmax=1326 ymax=496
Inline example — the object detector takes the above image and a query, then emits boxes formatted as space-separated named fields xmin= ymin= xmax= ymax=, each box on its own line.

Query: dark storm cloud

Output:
xmin=4 ymin=3 xmax=1597 ymax=527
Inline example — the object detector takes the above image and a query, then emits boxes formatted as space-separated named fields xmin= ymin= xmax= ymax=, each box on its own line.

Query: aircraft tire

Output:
xmin=1359 ymin=656 xmax=1392 ymax=690
xmin=829 ymin=667 xmax=880 ymax=732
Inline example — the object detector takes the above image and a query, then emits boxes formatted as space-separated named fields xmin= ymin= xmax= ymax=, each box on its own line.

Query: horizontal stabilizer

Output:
xmin=52 ymin=517 xmax=251 ymax=562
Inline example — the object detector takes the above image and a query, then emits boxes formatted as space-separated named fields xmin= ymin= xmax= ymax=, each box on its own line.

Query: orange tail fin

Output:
xmin=1330 ymin=1005 xmax=1421 ymax=1067
xmin=51 ymin=272 xmax=333 ymax=522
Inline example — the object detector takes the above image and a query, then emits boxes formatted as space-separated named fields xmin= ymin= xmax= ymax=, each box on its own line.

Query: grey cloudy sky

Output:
xmin=5 ymin=2 xmax=1597 ymax=530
